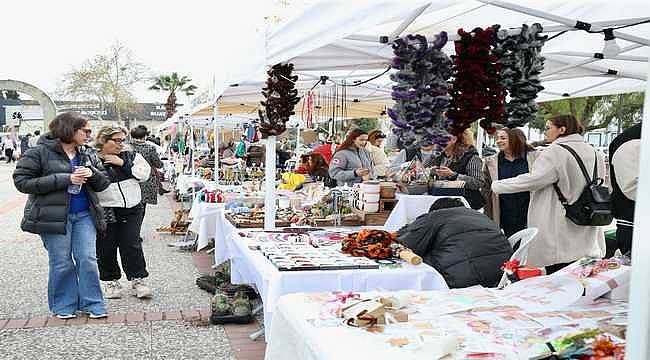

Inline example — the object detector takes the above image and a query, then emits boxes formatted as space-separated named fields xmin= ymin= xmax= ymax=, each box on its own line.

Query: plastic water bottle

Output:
xmin=68 ymin=166 xmax=82 ymax=194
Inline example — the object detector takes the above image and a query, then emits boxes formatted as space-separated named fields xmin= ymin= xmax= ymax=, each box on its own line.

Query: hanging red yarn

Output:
xmin=447 ymin=26 xmax=505 ymax=135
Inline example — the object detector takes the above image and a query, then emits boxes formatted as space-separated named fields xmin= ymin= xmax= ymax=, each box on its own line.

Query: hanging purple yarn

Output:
xmin=389 ymin=32 xmax=453 ymax=149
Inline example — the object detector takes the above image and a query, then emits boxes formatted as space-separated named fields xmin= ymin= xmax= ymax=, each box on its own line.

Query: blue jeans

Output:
xmin=40 ymin=210 xmax=106 ymax=315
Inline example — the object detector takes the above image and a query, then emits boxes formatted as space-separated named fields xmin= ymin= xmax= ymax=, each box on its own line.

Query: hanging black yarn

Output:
xmin=493 ymin=23 xmax=547 ymax=128
xmin=387 ymin=32 xmax=453 ymax=149
xmin=258 ymin=63 xmax=301 ymax=137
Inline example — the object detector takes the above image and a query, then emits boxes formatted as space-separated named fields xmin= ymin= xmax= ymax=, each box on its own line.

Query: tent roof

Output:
xmin=195 ymin=0 xmax=648 ymax=117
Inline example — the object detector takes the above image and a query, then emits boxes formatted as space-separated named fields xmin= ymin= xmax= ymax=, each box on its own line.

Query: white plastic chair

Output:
xmin=497 ymin=228 xmax=539 ymax=289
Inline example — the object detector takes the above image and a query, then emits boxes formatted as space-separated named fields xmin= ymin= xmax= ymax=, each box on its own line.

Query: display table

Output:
xmin=187 ymin=196 xmax=229 ymax=250
xmin=383 ymin=194 xmax=469 ymax=231
xmin=218 ymin=231 xmax=448 ymax=337
xmin=175 ymin=174 xmax=206 ymax=194
xmin=265 ymin=282 xmax=628 ymax=360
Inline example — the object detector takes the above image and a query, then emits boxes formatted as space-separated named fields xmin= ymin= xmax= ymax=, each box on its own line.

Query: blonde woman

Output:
xmin=95 ymin=126 xmax=153 ymax=299
xmin=432 ymin=128 xmax=485 ymax=209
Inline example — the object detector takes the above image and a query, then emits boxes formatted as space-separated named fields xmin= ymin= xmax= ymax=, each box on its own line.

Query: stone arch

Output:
xmin=0 ymin=79 xmax=57 ymax=130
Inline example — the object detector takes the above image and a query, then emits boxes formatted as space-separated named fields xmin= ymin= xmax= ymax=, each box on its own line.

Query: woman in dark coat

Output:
xmin=13 ymin=112 xmax=110 ymax=319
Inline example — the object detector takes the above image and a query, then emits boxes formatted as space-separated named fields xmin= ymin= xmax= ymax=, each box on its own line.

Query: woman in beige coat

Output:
xmin=483 ymin=128 xmax=538 ymax=237
xmin=491 ymin=115 xmax=606 ymax=272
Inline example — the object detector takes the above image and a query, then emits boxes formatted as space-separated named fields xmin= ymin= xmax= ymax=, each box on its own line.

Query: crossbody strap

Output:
xmin=552 ymin=143 xmax=597 ymax=205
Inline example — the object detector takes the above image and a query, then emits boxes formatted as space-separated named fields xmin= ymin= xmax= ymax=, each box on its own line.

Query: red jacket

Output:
xmin=313 ymin=143 xmax=334 ymax=164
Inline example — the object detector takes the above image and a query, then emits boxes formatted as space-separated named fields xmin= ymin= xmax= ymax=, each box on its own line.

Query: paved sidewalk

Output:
xmin=0 ymin=164 xmax=265 ymax=359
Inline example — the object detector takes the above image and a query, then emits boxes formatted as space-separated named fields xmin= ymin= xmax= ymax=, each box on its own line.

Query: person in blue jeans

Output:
xmin=13 ymin=112 xmax=111 ymax=319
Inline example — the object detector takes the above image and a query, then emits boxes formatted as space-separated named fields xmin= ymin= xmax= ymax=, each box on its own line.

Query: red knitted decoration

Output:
xmin=447 ymin=26 xmax=505 ymax=135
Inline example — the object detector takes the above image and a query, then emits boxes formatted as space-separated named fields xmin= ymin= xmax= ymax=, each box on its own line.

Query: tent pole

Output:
xmin=548 ymin=51 xmax=648 ymax=62
xmin=566 ymin=78 xmax=620 ymax=97
xmin=626 ymin=53 xmax=650 ymax=360
xmin=545 ymin=55 xmax=648 ymax=81
xmin=264 ymin=135 xmax=277 ymax=230
xmin=389 ymin=3 xmax=431 ymax=39
xmin=476 ymin=126 xmax=485 ymax=158
xmin=213 ymin=105 xmax=220 ymax=184
xmin=476 ymin=0 xmax=650 ymax=46
xmin=543 ymin=45 xmax=642 ymax=78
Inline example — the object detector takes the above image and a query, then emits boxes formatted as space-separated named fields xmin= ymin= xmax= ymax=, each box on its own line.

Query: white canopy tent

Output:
xmin=205 ymin=1 xmax=650 ymax=355
xmin=207 ymin=0 xmax=649 ymax=111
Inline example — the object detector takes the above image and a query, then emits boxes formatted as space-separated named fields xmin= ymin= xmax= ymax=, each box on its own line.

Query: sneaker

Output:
xmin=131 ymin=278 xmax=152 ymax=299
xmin=55 ymin=313 xmax=77 ymax=320
xmin=81 ymin=311 xmax=108 ymax=319
xmin=87 ymin=312 xmax=108 ymax=319
xmin=104 ymin=280 xmax=123 ymax=299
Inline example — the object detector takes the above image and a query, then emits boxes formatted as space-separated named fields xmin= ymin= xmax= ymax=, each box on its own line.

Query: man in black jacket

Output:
xmin=397 ymin=198 xmax=512 ymax=288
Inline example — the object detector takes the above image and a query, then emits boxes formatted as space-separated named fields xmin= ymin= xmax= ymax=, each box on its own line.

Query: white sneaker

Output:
xmin=104 ymin=280 xmax=123 ymax=299
xmin=131 ymin=278 xmax=152 ymax=299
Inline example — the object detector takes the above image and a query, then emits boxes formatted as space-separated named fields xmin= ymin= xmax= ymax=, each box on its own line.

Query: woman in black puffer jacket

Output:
xmin=13 ymin=112 xmax=110 ymax=319
xmin=94 ymin=126 xmax=152 ymax=300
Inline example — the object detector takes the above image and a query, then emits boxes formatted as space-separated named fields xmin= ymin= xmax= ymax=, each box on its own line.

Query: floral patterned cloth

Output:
xmin=130 ymin=141 xmax=163 ymax=205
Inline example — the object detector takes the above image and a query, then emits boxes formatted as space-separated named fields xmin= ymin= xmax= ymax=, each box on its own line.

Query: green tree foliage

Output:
xmin=535 ymin=92 xmax=644 ymax=131
xmin=149 ymin=73 xmax=197 ymax=119
xmin=350 ymin=118 xmax=379 ymax=133
xmin=58 ymin=41 xmax=148 ymax=128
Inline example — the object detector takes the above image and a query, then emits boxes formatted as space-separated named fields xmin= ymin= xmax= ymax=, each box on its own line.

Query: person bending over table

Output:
xmin=397 ymin=198 xmax=512 ymax=288
xmin=328 ymin=129 xmax=375 ymax=186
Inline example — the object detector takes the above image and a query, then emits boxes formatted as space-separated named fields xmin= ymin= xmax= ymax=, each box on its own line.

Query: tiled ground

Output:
xmin=0 ymin=163 xmax=265 ymax=359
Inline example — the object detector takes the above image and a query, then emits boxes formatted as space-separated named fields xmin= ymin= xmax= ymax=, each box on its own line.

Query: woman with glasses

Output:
xmin=13 ymin=112 xmax=110 ymax=319
xmin=94 ymin=126 xmax=153 ymax=299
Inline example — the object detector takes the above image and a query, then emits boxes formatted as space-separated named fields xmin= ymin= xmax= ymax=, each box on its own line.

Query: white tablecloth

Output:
xmin=188 ymin=197 xmax=228 ymax=250
xmin=175 ymin=174 xmax=205 ymax=193
xmin=265 ymin=288 xmax=628 ymax=360
xmin=383 ymin=194 xmax=469 ymax=231
xmin=219 ymin=231 xmax=448 ymax=338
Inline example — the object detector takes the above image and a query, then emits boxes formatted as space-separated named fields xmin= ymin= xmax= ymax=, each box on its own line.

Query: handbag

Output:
xmin=553 ymin=144 xmax=613 ymax=226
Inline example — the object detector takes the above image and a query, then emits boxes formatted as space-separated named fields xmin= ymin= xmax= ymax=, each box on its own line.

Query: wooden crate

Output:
xmin=351 ymin=207 xmax=390 ymax=226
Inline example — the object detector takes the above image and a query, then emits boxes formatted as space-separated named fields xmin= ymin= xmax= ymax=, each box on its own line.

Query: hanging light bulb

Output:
xmin=602 ymin=28 xmax=621 ymax=58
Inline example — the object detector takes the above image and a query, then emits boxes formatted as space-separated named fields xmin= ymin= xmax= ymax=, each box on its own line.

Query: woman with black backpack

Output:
xmin=491 ymin=115 xmax=607 ymax=273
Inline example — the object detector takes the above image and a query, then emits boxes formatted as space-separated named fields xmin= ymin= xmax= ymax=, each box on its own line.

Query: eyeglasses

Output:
xmin=109 ymin=138 xmax=126 ymax=144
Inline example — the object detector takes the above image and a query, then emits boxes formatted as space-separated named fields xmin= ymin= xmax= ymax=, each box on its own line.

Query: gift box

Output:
xmin=553 ymin=258 xmax=631 ymax=305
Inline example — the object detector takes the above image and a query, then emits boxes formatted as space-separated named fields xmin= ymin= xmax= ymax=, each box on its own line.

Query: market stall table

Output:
xmin=175 ymin=174 xmax=206 ymax=194
xmin=265 ymin=280 xmax=628 ymax=360
xmin=383 ymin=194 xmax=469 ymax=231
xmin=187 ymin=196 xmax=228 ymax=250
xmin=217 ymin=230 xmax=448 ymax=338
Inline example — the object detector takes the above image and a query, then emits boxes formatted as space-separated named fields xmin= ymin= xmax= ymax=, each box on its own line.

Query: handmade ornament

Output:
xmin=494 ymin=23 xmax=547 ymax=128
xmin=259 ymin=63 xmax=301 ymax=137
xmin=341 ymin=230 xmax=395 ymax=259
xmin=447 ymin=26 xmax=505 ymax=134
xmin=388 ymin=32 xmax=453 ymax=149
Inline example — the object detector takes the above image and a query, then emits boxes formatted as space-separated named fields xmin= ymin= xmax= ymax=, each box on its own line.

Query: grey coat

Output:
xmin=328 ymin=147 xmax=375 ymax=186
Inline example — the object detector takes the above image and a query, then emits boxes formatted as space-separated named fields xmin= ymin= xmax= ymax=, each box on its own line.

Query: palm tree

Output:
xmin=149 ymin=73 xmax=197 ymax=119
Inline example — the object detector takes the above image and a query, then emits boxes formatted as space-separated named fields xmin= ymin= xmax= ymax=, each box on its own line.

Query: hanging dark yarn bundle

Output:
xmin=388 ymin=32 xmax=453 ymax=149
xmin=493 ymin=23 xmax=547 ymax=128
xmin=258 ymin=63 xmax=301 ymax=137
xmin=447 ymin=26 xmax=505 ymax=135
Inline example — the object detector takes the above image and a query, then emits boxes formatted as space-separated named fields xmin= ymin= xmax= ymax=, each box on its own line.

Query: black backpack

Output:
xmin=553 ymin=144 xmax=613 ymax=226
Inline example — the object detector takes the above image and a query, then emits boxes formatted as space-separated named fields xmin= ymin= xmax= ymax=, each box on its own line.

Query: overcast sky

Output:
xmin=1 ymin=0 xmax=278 ymax=106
